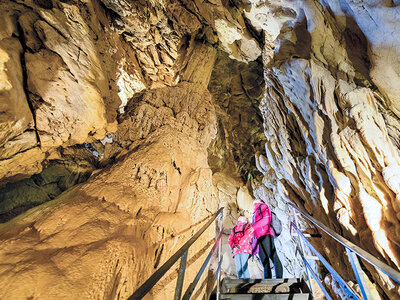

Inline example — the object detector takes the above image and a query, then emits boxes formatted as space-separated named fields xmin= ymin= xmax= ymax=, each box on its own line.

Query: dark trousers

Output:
xmin=258 ymin=234 xmax=283 ymax=279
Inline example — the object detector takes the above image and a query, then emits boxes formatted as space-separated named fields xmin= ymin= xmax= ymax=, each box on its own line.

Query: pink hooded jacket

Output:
xmin=228 ymin=220 xmax=253 ymax=257
xmin=252 ymin=202 xmax=274 ymax=238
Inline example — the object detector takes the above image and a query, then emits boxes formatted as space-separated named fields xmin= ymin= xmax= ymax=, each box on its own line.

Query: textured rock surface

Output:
xmin=208 ymin=50 xmax=266 ymax=182
xmin=0 ymin=78 xmax=219 ymax=299
xmin=251 ymin=0 xmax=400 ymax=298
xmin=0 ymin=0 xmax=123 ymax=184
xmin=0 ymin=1 xmax=225 ymax=298
xmin=0 ymin=0 xmax=400 ymax=299
xmin=0 ymin=0 xmax=261 ymax=185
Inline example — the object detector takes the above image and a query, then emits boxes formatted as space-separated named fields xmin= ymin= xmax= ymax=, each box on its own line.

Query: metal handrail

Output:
xmin=297 ymin=246 xmax=332 ymax=300
xmin=129 ymin=207 xmax=224 ymax=299
xmin=288 ymin=203 xmax=400 ymax=284
xmin=182 ymin=231 xmax=223 ymax=299
xmin=292 ymin=222 xmax=360 ymax=299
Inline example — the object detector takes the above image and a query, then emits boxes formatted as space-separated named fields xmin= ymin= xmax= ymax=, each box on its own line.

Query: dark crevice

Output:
xmin=176 ymin=0 xmax=205 ymax=28
xmin=172 ymin=161 xmax=181 ymax=175
xmin=153 ymin=244 xmax=164 ymax=269
xmin=16 ymin=21 xmax=41 ymax=147
xmin=243 ymin=15 xmax=264 ymax=44
xmin=0 ymin=160 xmax=94 ymax=223
xmin=0 ymin=144 xmax=38 ymax=162
xmin=33 ymin=0 xmax=53 ymax=9
xmin=207 ymin=50 xmax=266 ymax=183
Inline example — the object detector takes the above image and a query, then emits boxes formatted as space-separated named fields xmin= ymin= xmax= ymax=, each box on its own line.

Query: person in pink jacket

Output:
xmin=228 ymin=216 xmax=254 ymax=279
xmin=252 ymin=199 xmax=283 ymax=279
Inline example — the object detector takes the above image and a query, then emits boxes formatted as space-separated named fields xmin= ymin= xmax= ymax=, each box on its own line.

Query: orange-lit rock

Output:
xmin=0 ymin=0 xmax=400 ymax=299
xmin=0 ymin=79 xmax=219 ymax=300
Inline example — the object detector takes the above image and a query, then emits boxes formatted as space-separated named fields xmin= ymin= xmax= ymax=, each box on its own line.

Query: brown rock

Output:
xmin=26 ymin=49 xmax=107 ymax=148
xmin=0 ymin=81 xmax=218 ymax=299
xmin=0 ymin=37 xmax=36 ymax=157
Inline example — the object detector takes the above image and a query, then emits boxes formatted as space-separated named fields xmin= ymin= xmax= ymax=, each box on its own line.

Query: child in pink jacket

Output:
xmin=228 ymin=216 xmax=254 ymax=279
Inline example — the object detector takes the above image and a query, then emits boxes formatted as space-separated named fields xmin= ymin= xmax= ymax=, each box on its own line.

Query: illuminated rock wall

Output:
xmin=251 ymin=0 xmax=400 ymax=297
xmin=0 ymin=56 xmax=219 ymax=300
xmin=0 ymin=0 xmax=399 ymax=299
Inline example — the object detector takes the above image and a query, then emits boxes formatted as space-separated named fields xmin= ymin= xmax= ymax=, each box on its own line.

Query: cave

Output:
xmin=0 ymin=0 xmax=400 ymax=299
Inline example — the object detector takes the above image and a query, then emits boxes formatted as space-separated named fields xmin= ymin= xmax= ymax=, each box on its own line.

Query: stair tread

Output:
xmin=222 ymin=278 xmax=307 ymax=294
xmin=223 ymin=278 xmax=302 ymax=284
xmin=220 ymin=293 xmax=310 ymax=300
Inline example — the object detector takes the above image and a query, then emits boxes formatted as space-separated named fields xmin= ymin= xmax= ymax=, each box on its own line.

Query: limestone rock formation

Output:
xmin=0 ymin=62 xmax=219 ymax=300
xmin=0 ymin=0 xmax=122 ymax=184
xmin=207 ymin=50 xmax=266 ymax=182
xmin=251 ymin=0 xmax=400 ymax=298
xmin=0 ymin=0 xmax=400 ymax=299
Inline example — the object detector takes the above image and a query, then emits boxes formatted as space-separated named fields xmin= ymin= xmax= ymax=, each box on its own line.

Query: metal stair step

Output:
xmin=219 ymin=293 xmax=311 ymax=300
xmin=221 ymin=278 xmax=308 ymax=294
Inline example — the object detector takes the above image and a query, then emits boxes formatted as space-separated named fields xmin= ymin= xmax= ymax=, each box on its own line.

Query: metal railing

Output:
xmin=289 ymin=202 xmax=400 ymax=300
xmin=129 ymin=207 xmax=224 ymax=300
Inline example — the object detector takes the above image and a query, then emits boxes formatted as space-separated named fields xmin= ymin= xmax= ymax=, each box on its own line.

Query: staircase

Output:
xmin=129 ymin=205 xmax=400 ymax=300
xmin=219 ymin=278 xmax=312 ymax=299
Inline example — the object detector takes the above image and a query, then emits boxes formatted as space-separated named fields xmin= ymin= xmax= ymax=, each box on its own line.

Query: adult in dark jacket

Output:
xmin=252 ymin=199 xmax=283 ymax=279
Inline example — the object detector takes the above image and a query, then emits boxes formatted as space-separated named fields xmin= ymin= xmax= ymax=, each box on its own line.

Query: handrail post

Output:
xmin=182 ymin=231 xmax=223 ymax=300
xmin=129 ymin=207 xmax=224 ymax=300
xmin=299 ymin=249 xmax=333 ymax=300
xmin=294 ymin=223 xmax=360 ymax=299
xmin=174 ymin=249 xmax=189 ymax=300
xmin=291 ymin=207 xmax=314 ymax=298
xmin=216 ymin=209 xmax=223 ymax=300
xmin=346 ymin=248 xmax=374 ymax=300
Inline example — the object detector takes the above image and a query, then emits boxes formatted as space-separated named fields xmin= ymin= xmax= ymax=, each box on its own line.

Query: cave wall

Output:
xmin=0 ymin=0 xmax=124 ymax=184
xmin=0 ymin=49 xmax=220 ymax=300
xmin=0 ymin=0 xmax=270 ymax=298
xmin=0 ymin=1 xmax=227 ymax=299
xmin=251 ymin=0 xmax=400 ymax=297
xmin=207 ymin=50 xmax=266 ymax=182
xmin=0 ymin=0 xmax=263 ymax=216
xmin=0 ymin=0 xmax=400 ymax=299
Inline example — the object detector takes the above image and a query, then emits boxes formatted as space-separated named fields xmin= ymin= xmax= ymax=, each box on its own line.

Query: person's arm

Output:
xmin=245 ymin=223 xmax=254 ymax=234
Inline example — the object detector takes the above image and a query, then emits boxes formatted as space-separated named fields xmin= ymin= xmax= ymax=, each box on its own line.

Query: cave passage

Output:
xmin=0 ymin=0 xmax=400 ymax=299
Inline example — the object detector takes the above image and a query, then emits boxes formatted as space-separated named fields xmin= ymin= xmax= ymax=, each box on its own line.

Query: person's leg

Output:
xmin=270 ymin=237 xmax=283 ymax=278
xmin=240 ymin=253 xmax=250 ymax=279
xmin=234 ymin=254 xmax=243 ymax=279
xmin=258 ymin=235 xmax=272 ymax=279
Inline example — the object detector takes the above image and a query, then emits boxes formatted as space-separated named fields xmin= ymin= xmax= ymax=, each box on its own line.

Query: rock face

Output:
xmin=208 ymin=50 xmax=266 ymax=182
xmin=0 ymin=0 xmax=400 ymax=299
xmin=250 ymin=0 xmax=400 ymax=298
xmin=0 ymin=50 xmax=219 ymax=299
xmin=0 ymin=1 xmax=223 ymax=299
xmin=0 ymin=0 xmax=121 ymax=184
